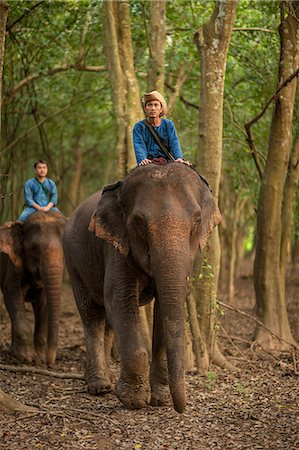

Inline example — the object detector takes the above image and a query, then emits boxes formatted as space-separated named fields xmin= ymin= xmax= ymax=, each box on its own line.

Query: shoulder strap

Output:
xmin=143 ymin=119 xmax=175 ymax=161
xmin=35 ymin=178 xmax=50 ymax=199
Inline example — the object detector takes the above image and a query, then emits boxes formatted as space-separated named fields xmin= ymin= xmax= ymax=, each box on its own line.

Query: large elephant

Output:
xmin=63 ymin=163 xmax=221 ymax=413
xmin=0 ymin=211 xmax=66 ymax=366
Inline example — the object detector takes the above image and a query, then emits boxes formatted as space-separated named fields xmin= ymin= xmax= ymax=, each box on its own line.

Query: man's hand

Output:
xmin=33 ymin=204 xmax=45 ymax=212
xmin=175 ymin=158 xmax=192 ymax=166
xmin=43 ymin=202 xmax=54 ymax=212
xmin=139 ymin=159 xmax=152 ymax=166
xmin=33 ymin=202 xmax=54 ymax=212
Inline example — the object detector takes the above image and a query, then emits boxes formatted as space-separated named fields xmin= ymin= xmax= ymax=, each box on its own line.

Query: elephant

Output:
xmin=0 ymin=211 xmax=66 ymax=367
xmin=62 ymin=163 xmax=221 ymax=413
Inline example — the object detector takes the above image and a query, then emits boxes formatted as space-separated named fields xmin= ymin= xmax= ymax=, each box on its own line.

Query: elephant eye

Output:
xmin=191 ymin=214 xmax=201 ymax=233
xmin=30 ymin=244 xmax=39 ymax=255
xmin=131 ymin=214 xmax=147 ymax=239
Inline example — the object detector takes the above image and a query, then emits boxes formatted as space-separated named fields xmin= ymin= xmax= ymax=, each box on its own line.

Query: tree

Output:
xmin=147 ymin=0 xmax=166 ymax=93
xmin=0 ymin=0 xmax=8 ymax=217
xmin=0 ymin=0 xmax=8 ymax=137
xmin=0 ymin=0 xmax=39 ymax=414
xmin=253 ymin=1 xmax=299 ymax=350
xmin=103 ymin=0 xmax=143 ymax=177
xmin=192 ymin=0 xmax=238 ymax=371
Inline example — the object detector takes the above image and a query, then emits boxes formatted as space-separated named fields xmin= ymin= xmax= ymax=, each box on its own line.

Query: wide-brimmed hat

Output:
xmin=141 ymin=91 xmax=167 ymax=116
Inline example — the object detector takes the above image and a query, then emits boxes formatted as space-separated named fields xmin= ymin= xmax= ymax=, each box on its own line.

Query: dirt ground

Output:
xmin=0 ymin=264 xmax=298 ymax=450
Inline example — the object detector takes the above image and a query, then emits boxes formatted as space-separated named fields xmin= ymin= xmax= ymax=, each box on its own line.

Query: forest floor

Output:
xmin=0 ymin=261 xmax=299 ymax=450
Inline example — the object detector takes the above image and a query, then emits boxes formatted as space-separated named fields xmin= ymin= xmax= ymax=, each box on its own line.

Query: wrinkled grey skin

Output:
xmin=0 ymin=211 xmax=66 ymax=367
xmin=63 ymin=164 xmax=221 ymax=413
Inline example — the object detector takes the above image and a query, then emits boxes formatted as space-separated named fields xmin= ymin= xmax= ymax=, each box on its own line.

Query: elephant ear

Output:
xmin=0 ymin=221 xmax=23 ymax=268
xmin=198 ymin=186 xmax=222 ymax=252
xmin=88 ymin=181 xmax=129 ymax=257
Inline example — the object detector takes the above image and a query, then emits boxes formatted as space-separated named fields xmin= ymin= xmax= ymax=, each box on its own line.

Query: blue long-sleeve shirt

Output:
xmin=23 ymin=177 xmax=58 ymax=207
xmin=133 ymin=118 xmax=183 ymax=165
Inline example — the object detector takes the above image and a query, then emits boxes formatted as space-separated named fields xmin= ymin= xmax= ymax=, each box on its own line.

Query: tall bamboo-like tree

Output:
xmin=103 ymin=0 xmax=143 ymax=177
xmin=0 ymin=0 xmax=38 ymax=413
xmin=0 ymin=0 xmax=8 ymax=139
xmin=193 ymin=0 xmax=237 ymax=370
xmin=0 ymin=0 xmax=9 ymax=217
xmin=254 ymin=1 xmax=299 ymax=350
xmin=147 ymin=0 xmax=166 ymax=93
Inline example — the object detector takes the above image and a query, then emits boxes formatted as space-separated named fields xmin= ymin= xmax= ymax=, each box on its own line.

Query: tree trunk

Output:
xmin=65 ymin=137 xmax=83 ymax=215
xmin=0 ymin=4 xmax=38 ymax=412
xmin=103 ymin=0 xmax=143 ymax=177
xmin=167 ymin=65 xmax=191 ymax=116
xmin=254 ymin=1 xmax=299 ymax=350
xmin=184 ymin=320 xmax=195 ymax=372
xmin=280 ymin=105 xmax=299 ymax=291
xmin=0 ymin=0 xmax=8 ymax=140
xmin=147 ymin=0 xmax=166 ymax=93
xmin=0 ymin=0 xmax=8 ymax=216
xmin=103 ymin=0 xmax=126 ymax=177
xmin=186 ymin=288 xmax=209 ymax=374
xmin=193 ymin=0 xmax=237 ymax=370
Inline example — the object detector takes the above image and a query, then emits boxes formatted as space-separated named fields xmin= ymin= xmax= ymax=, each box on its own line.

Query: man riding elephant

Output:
xmin=18 ymin=159 xmax=61 ymax=223
xmin=133 ymin=91 xmax=191 ymax=167
xmin=63 ymin=163 xmax=221 ymax=413
xmin=1 ymin=177 xmax=66 ymax=366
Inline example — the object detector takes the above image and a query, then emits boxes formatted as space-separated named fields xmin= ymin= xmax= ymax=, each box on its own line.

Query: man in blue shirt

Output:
xmin=133 ymin=91 xmax=191 ymax=166
xmin=18 ymin=160 xmax=61 ymax=222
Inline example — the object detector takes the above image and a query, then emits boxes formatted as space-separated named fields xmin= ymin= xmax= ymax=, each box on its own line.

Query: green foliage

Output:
xmin=204 ymin=370 xmax=218 ymax=390
xmin=1 ymin=0 xmax=295 ymax=239
xmin=235 ymin=381 xmax=248 ymax=396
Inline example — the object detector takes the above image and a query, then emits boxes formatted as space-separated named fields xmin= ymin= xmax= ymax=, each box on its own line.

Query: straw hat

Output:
xmin=141 ymin=91 xmax=167 ymax=116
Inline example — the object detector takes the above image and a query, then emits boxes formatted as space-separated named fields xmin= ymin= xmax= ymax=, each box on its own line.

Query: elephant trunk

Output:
xmin=151 ymin=242 xmax=190 ymax=413
xmin=41 ymin=251 xmax=64 ymax=366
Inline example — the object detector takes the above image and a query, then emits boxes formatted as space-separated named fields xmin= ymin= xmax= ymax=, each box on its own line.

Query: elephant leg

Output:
xmin=3 ymin=287 xmax=34 ymax=363
xmin=105 ymin=272 xmax=150 ymax=409
xmin=104 ymin=321 xmax=114 ymax=373
xmin=30 ymin=288 xmax=47 ymax=364
xmin=83 ymin=303 xmax=112 ymax=395
xmin=69 ymin=269 xmax=111 ymax=394
xmin=150 ymin=298 xmax=171 ymax=406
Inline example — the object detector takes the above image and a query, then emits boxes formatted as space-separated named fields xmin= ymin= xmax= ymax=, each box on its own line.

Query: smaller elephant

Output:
xmin=0 ymin=211 xmax=66 ymax=366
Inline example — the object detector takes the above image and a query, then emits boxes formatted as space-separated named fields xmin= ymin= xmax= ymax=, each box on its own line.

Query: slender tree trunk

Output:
xmin=103 ymin=0 xmax=142 ymax=177
xmin=103 ymin=0 xmax=127 ymax=177
xmin=280 ymin=105 xmax=299 ymax=293
xmin=0 ymin=0 xmax=8 ymax=140
xmin=65 ymin=137 xmax=83 ymax=215
xmin=254 ymin=2 xmax=299 ymax=350
xmin=147 ymin=0 xmax=166 ymax=93
xmin=227 ymin=196 xmax=247 ymax=302
xmin=193 ymin=0 xmax=237 ymax=370
xmin=0 ymin=0 xmax=9 ymax=222
xmin=186 ymin=289 xmax=209 ymax=374
xmin=167 ymin=65 xmax=191 ymax=116
xmin=0 ymin=1 xmax=38 ymax=413
xmin=117 ymin=1 xmax=143 ymax=170
xmin=184 ymin=320 xmax=195 ymax=371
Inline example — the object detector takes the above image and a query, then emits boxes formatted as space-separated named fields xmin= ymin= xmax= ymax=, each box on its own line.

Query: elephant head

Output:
xmin=89 ymin=163 xmax=221 ymax=412
xmin=0 ymin=221 xmax=23 ymax=269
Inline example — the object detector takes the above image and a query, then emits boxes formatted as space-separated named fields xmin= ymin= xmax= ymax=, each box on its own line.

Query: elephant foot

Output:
xmin=34 ymin=349 xmax=46 ymax=365
xmin=87 ymin=376 xmax=112 ymax=395
xmin=115 ymin=378 xmax=151 ymax=409
xmin=150 ymin=381 xmax=171 ymax=407
xmin=10 ymin=343 xmax=34 ymax=364
xmin=46 ymin=348 xmax=58 ymax=368
xmin=33 ymin=353 xmax=46 ymax=366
